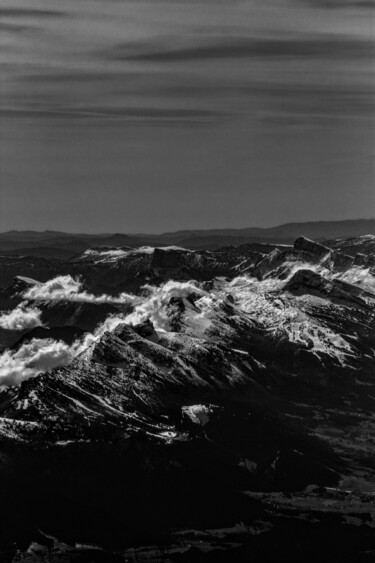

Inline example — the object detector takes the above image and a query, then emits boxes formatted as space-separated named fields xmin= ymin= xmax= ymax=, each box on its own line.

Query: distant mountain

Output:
xmin=0 ymin=247 xmax=76 ymax=260
xmin=157 ymin=219 xmax=375 ymax=241
xmin=0 ymin=233 xmax=138 ymax=256
xmin=0 ymin=219 xmax=373 ymax=258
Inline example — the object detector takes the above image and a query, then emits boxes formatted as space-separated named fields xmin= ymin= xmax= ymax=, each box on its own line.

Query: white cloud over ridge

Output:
xmin=0 ymin=338 xmax=74 ymax=386
xmin=0 ymin=304 xmax=43 ymax=331
xmin=24 ymin=275 xmax=138 ymax=305
xmin=125 ymin=280 xmax=208 ymax=332
xmin=0 ymin=312 xmax=134 ymax=386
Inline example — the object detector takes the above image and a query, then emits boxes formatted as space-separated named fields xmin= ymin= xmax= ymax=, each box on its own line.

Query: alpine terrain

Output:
xmin=0 ymin=233 xmax=375 ymax=561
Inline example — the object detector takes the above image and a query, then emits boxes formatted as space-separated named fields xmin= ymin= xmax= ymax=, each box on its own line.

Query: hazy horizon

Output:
xmin=1 ymin=0 xmax=375 ymax=232
xmin=0 ymin=216 xmax=374 ymax=237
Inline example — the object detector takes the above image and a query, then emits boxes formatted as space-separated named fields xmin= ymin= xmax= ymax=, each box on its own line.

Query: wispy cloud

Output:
xmin=0 ymin=7 xmax=67 ymax=18
xmin=110 ymin=36 xmax=375 ymax=63
xmin=301 ymin=0 xmax=375 ymax=8
xmin=0 ymin=106 xmax=224 ymax=122
xmin=0 ymin=21 xmax=30 ymax=32
xmin=24 ymin=275 xmax=138 ymax=305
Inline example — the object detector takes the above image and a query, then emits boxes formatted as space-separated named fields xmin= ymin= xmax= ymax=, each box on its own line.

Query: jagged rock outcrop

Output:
xmin=294 ymin=236 xmax=331 ymax=259
xmin=324 ymin=251 xmax=354 ymax=272
xmin=0 ymin=275 xmax=40 ymax=309
xmin=132 ymin=319 xmax=159 ymax=342
xmin=294 ymin=237 xmax=354 ymax=272
xmin=284 ymin=268 xmax=371 ymax=306
xmin=253 ymin=249 xmax=298 ymax=279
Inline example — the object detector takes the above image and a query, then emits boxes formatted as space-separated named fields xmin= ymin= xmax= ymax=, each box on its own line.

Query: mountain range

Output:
xmin=0 ymin=233 xmax=374 ymax=561
xmin=0 ymin=219 xmax=374 ymax=259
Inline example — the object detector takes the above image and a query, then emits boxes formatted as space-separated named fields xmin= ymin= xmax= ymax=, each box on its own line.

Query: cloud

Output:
xmin=0 ymin=310 xmax=133 ymax=386
xmin=0 ymin=8 xmax=67 ymax=18
xmin=111 ymin=36 xmax=375 ymax=63
xmin=125 ymin=280 xmax=210 ymax=332
xmin=251 ymin=83 xmax=375 ymax=119
xmin=21 ymin=71 xmax=134 ymax=84
xmin=0 ymin=22 xmax=30 ymax=33
xmin=24 ymin=276 xmax=213 ymax=336
xmin=301 ymin=0 xmax=375 ymax=8
xmin=0 ymin=106 xmax=223 ymax=122
xmin=0 ymin=304 xmax=43 ymax=331
xmin=23 ymin=275 xmax=137 ymax=305
xmin=0 ymin=338 xmax=74 ymax=386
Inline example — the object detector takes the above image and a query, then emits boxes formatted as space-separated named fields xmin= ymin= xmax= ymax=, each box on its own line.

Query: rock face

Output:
xmin=0 ymin=236 xmax=374 ymax=560
xmin=253 ymin=248 xmax=298 ymax=279
xmin=132 ymin=318 xmax=159 ymax=341
xmin=250 ymin=237 xmax=361 ymax=282
xmin=294 ymin=236 xmax=331 ymax=259
xmin=285 ymin=268 xmax=324 ymax=291
xmin=0 ymin=256 xmax=60 ymax=289
xmin=293 ymin=237 xmax=354 ymax=272
xmin=36 ymin=299 xmax=121 ymax=332
xmin=325 ymin=250 xmax=354 ymax=272
xmin=0 ymin=275 xmax=41 ymax=309
xmin=285 ymin=268 xmax=372 ymax=306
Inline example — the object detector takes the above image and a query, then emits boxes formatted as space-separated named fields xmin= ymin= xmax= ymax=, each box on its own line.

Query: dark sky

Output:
xmin=0 ymin=0 xmax=374 ymax=233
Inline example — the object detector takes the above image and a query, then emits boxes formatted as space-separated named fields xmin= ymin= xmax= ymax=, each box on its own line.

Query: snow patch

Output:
xmin=182 ymin=404 xmax=213 ymax=426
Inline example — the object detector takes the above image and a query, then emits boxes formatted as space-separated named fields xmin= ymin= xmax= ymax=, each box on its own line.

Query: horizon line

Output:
xmin=1 ymin=217 xmax=375 ymax=237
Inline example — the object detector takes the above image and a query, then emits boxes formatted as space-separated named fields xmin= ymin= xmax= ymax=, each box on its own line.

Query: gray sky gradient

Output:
xmin=0 ymin=0 xmax=374 ymax=232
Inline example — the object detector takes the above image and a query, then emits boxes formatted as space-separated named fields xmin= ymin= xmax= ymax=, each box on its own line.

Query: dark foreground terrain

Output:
xmin=0 ymin=233 xmax=375 ymax=561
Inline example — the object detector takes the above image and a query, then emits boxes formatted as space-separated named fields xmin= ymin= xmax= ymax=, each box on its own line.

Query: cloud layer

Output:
xmin=0 ymin=277 xmax=212 ymax=385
